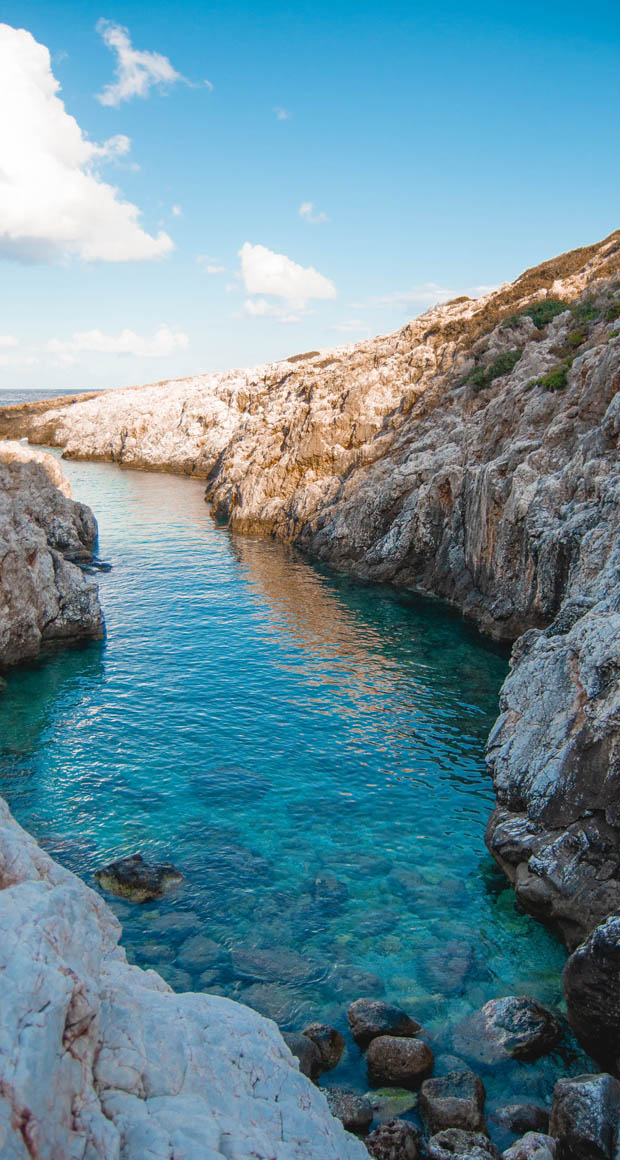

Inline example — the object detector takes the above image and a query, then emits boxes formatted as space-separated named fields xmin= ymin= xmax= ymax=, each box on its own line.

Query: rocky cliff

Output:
xmin=0 ymin=442 xmax=104 ymax=665
xmin=2 ymin=231 xmax=620 ymax=1064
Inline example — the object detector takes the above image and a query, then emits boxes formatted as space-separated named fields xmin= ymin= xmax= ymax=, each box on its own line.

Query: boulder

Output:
xmin=94 ymin=853 xmax=184 ymax=903
xmin=549 ymin=1073 xmax=620 ymax=1160
xmin=453 ymin=997 xmax=562 ymax=1064
xmin=366 ymin=1117 xmax=421 ymax=1159
xmin=491 ymin=1105 xmax=550 ymax=1136
xmin=420 ymin=1070 xmax=486 ymax=1133
xmin=302 ymin=1022 xmax=345 ymax=1070
xmin=283 ymin=1032 xmax=323 ymax=1081
xmin=426 ymin=1129 xmax=501 ymax=1159
xmin=563 ymin=916 xmax=620 ymax=1073
xmin=347 ymin=998 xmax=422 ymax=1049
xmin=325 ymin=1087 xmax=373 ymax=1135
xmin=366 ymin=1035 xmax=434 ymax=1090
xmin=502 ymin=1134 xmax=556 ymax=1160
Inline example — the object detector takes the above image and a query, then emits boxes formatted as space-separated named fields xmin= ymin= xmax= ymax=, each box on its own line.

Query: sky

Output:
xmin=0 ymin=1 xmax=619 ymax=391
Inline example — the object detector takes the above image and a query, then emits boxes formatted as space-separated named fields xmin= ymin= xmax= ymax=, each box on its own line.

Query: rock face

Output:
xmin=0 ymin=441 xmax=104 ymax=664
xmin=562 ymin=916 xmax=620 ymax=1075
xmin=4 ymin=234 xmax=620 ymax=1055
xmin=548 ymin=1073 xmax=620 ymax=1160
xmin=0 ymin=796 xmax=367 ymax=1159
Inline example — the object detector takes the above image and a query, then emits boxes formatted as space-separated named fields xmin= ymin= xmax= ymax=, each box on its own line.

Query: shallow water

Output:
xmin=0 ymin=447 xmax=593 ymax=1141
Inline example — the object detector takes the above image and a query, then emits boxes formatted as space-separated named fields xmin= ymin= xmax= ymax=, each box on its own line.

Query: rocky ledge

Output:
xmin=0 ymin=795 xmax=366 ymax=1159
xmin=2 ymin=232 xmax=620 ymax=1071
xmin=0 ymin=441 xmax=104 ymax=664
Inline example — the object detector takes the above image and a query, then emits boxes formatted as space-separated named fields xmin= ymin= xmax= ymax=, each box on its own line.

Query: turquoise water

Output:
xmin=0 ymin=454 xmax=591 ymax=1138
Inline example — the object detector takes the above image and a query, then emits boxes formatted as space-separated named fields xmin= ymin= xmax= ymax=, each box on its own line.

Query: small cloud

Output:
xmin=354 ymin=282 xmax=501 ymax=311
xmin=0 ymin=335 xmax=19 ymax=348
xmin=330 ymin=319 xmax=367 ymax=333
xmin=172 ymin=205 xmax=182 ymax=217
xmin=197 ymin=254 xmax=227 ymax=274
xmin=204 ymin=79 xmax=214 ymax=92
xmin=48 ymin=324 xmax=189 ymax=364
xmin=274 ymin=106 xmax=291 ymax=121
xmin=243 ymin=298 xmax=302 ymax=324
xmin=299 ymin=201 xmax=328 ymax=224
xmin=239 ymin=242 xmax=335 ymax=311
xmin=96 ymin=20 xmax=185 ymax=107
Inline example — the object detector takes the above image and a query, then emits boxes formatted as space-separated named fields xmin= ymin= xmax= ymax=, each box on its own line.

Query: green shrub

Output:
xmin=532 ymin=358 xmax=573 ymax=392
xmin=606 ymin=301 xmax=620 ymax=323
xmin=566 ymin=326 xmax=588 ymax=348
xmin=522 ymin=298 xmax=569 ymax=329
xmin=467 ymin=348 xmax=523 ymax=392
xmin=571 ymin=300 xmax=601 ymax=324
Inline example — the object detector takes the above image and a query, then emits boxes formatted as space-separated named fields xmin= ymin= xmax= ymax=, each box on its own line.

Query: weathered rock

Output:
xmin=365 ymin=1117 xmax=421 ymax=1159
xmin=283 ymin=1032 xmax=323 ymax=1081
xmin=549 ymin=1073 xmax=620 ymax=1160
xmin=453 ymin=997 xmax=562 ymax=1063
xmin=366 ymin=1088 xmax=418 ymax=1120
xmin=325 ymin=1086 xmax=373 ymax=1135
xmin=563 ymin=916 xmax=620 ymax=1073
xmin=426 ymin=1128 xmax=501 ymax=1159
xmin=0 ymin=442 xmax=103 ymax=665
xmin=347 ymin=998 xmax=422 ymax=1049
xmin=502 ymin=1134 xmax=556 ymax=1160
xmin=94 ymin=853 xmax=184 ymax=903
xmin=491 ymin=1105 xmax=550 ymax=1136
xmin=420 ymin=1070 xmax=486 ymax=1132
xmin=0 ymin=797 xmax=367 ymax=1159
xmin=366 ymin=1035 xmax=434 ymax=1089
xmin=302 ymin=1022 xmax=345 ymax=1070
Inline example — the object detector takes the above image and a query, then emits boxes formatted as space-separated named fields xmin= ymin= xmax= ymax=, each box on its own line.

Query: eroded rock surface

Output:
xmin=0 ymin=797 xmax=367 ymax=1159
xmin=0 ymin=441 xmax=104 ymax=664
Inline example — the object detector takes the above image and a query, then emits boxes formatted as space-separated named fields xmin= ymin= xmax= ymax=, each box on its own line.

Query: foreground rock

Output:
xmin=283 ymin=1032 xmax=323 ymax=1081
xmin=302 ymin=1022 xmax=345 ymax=1070
xmin=365 ymin=1117 xmax=421 ymax=1158
xmin=94 ymin=852 xmax=184 ymax=902
xmin=0 ymin=797 xmax=367 ymax=1159
xmin=427 ymin=1128 xmax=500 ymax=1159
xmin=503 ymin=1134 xmax=556 ymax=1160
xmin=549 ymin=1073 xmax=620 ymax=1160
xmin=453 ymin=997 xmax=562 ymax=1064
xmin=324 ymin=1087 xmax=373 ymax=1135
xmin=347 ymin=998 xmax=422 ymax=1048
xmin=562 ymin=916 xmax=620 ymax=1073
xmin=420 ymin=1070 xmax=486 ymax=1132
xmin=0 ymin=441 xmax=104 ymax=665
xmin=366 ymin=1035 xmax=434 ymax=1089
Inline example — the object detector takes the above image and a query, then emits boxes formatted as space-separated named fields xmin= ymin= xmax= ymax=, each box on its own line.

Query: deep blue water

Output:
xmin=0 ymin=404 xmax=593 ymax=1141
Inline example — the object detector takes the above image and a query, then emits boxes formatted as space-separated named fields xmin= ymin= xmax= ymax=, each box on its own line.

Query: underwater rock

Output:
xmin=491 ymin=1105 xmax=550 ymax=1136
xmin=283 ymin=1032 xmax=323 ymax=1081
xmin=366 ymin=1035 xmax=434 ymax=1090
xmin=548 ymin=1073 xmax=620 ymax=1160
xmin=190 ymin=764 xmax=271 ymax=804
xmin=347 ymin=998 xmax=422 ymax=1049
xmin=422 ymin=940 xmax=475 ymax=995
xmin=231 ymin=944 xmax=323 ymax=986
xmin=502 ymin=1134 xmax=556 ymax=1160
xmin=365 ymin=1088 xmax=418 ymax=1120
xmin=176 ymin=933 xmax=227 ymax=971
xmin=329 ymin=965 xmax=386 ymax=1000
xmin=426 ymin=1129 xmax=500 ymax=1160
xmin=309 ymin=874 xmax=349 ymax=913
xmin=453 ymin=997 xmax=562 ymax=1064
xmin=238 ymin=981 xmax=314 ymax=1028
xmin=325 ymin=1087 xmax=373 ymax=1135
xmin=562 ymin=916 xmax=620 ymax=1075
xmin=94 ymin=853 xmax=184 ymax=903
xmin=419 ymin=1070 xmax=486 ymax=1133
xmin=365 ymin=1117 xmax=421 ymax=1159
xmin=302 ymin=1022 xmax=345 ymax=1070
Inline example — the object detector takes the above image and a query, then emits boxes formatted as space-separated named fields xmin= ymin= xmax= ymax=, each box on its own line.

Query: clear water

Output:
xmin=0 ymin=444 xmax=593 ymax=1144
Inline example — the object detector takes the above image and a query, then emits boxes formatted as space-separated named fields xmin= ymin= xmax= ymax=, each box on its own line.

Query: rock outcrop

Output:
xmin=3 ymin=232 xmax=620 ymax=1065
xmin=0 ymin=794 xmax=367 ymax=1159
xmin=0 ymin=441 xmax=104 ymax=665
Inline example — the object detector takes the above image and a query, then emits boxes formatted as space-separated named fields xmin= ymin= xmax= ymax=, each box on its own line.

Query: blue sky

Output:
xmin=1 ymin=0 xmax=619 ymax=390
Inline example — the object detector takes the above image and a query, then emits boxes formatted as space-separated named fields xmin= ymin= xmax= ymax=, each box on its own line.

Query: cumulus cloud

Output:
xmin=96 ymin=20 xmax=184 ymax=107
xmin=239 ymin=242 xmax=336 ymax=314
xmin=0 ymin=23 xmax=173 ymax=263
xmin=299 ymin=201 xmax=328 ymax=224
xmin=48 ymin=324 xmax=188 ymax=363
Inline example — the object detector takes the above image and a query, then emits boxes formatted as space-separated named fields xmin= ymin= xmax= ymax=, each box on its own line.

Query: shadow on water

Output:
xmin=0 ymin=454 xmax=594 ymax=1140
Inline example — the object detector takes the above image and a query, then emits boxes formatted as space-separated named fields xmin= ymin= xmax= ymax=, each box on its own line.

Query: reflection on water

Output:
xmin=0 ymin=457 xmax=592 ymax=1140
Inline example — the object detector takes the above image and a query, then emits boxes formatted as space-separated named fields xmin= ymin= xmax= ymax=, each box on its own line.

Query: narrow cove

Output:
xmin=0 ymin=455 xmax=593 ymax=1138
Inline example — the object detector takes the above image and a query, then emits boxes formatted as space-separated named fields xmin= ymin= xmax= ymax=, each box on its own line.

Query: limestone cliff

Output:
xmin=0 ymin=442 xmax=104 ymax=665
xmin=2 ymin=232 xmax=620 ymax=1022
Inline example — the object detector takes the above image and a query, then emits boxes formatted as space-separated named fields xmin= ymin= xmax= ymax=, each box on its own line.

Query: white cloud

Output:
xmin=354 ymin=283 xmax=501 ymax=311
xmin=197 ymin=254 xmax=226 ymax=274
xmin=172 ymin=204 xmax=182 ymax=217
xmin=330 ymin=319 xmax=367 ymax=333
xmin=274 ymin=106 xmax=291 ymax=120
xmin=96 ymin=20 xmax=184 ymax=107
xmin=243 ymin=298 xmax=302 ymax=324
xmin=299 ymin=201 xmax=328 ymax=224
xmin=48 ymin=324 xmax=189 ymax=363
xmin=0 ymin=335 xmax=18 ymax=348
xmin=239 ymin=242 xmax=336 ymax=312
xmin=0 ymin=23 xmax=173 ymax=263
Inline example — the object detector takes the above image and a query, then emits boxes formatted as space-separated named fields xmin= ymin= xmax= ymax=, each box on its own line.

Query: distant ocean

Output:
xmin=0 ymin=388 xmax=104 ymax=407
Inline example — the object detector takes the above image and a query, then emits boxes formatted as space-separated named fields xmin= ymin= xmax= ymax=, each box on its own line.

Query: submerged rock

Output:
xmin=491 ymin=1105 xmax=550 ymax=1136
xmin=365 ymin=1117 xmax=421 ymax=1159
xmin=420 ymin=1070 xmax=486 ymax=1133
xmin=347 ymin=998 xmax=422 ymax=1049
xmin=325 ymin=1087 xmax=373 ymax=1135
xmin=366 ymin=1035 xmax=434 ymax=1090
xmin=190 ymin=763 xmax=271 ymax=804
xmin=548 ymin=1073 xmax=620 ymax=1160
xmin=453 ymin=997 xmax=562 ymax=1064
xmin=94 ymin=853 xmax=184 ymax=903
xmin=562 ymin=916 xmax=620 ymax=1074
xmin=426 ymin=1129 xmax=500 ymax=1159
xmin=302 ymin=1022 xmax=345 ymax=1071
xmin=366 ymin=1087 xmax=418 ymax=1120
